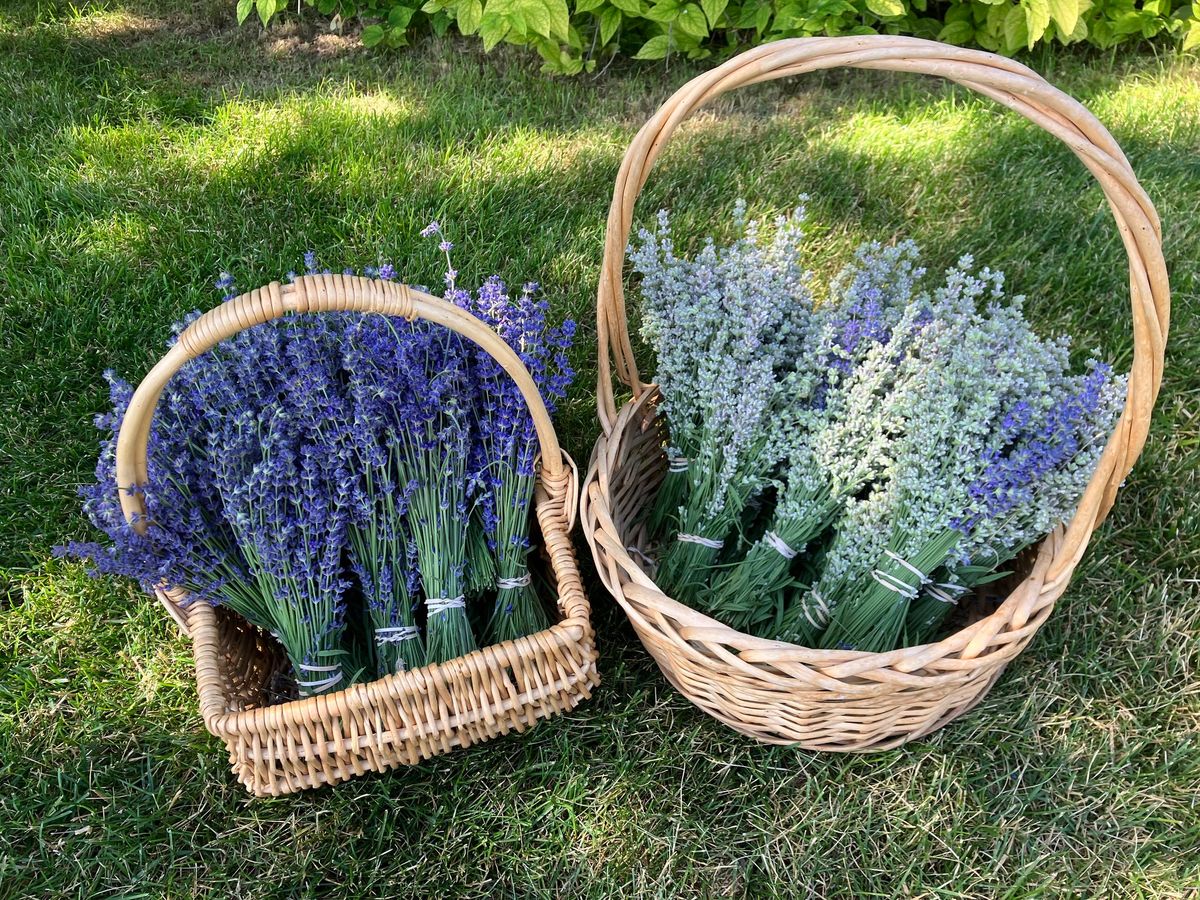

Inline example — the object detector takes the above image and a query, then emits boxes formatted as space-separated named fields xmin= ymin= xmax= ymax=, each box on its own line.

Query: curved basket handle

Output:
xmin=116 ymin=274 xmax=565 ymax=633
xmin=595 ymin=35 xmax=1168 ymax=582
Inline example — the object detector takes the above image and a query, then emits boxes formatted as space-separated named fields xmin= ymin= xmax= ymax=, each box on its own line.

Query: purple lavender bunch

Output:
xmin=342 ymin=314 xmax=428 ymax=676
xmin=214 ymin=315 xmax=356 ymax=694
xmin=345 ymin=311 xmax=478 ymax=664
xmin=448 ymin=274 xmax=576 ymax=644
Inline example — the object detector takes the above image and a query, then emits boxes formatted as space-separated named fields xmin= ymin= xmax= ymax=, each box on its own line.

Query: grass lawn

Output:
xmin=2 ymin=0 xmax=1199 ymax=895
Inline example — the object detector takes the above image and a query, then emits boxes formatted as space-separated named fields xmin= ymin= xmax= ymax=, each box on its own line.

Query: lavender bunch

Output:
xmin=215 ymin=316 xmax=356 ymax=694
xmin=630 ymin=203 xmax=814 ymax=602
xmin=700 ymin=242 xmax=926 ymax=635
xmin=342 ymin=314 xmax=428 ymax=677
xmin=812 ymin=259 xmax=1125 ymax=652
xmin=348 ymin=312 xmax=478 ymax=664
xmin=447 ymin=268 xmax=576 ymax=645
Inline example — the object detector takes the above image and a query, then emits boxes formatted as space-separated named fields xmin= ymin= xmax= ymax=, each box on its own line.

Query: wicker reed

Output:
xmin=116 ymin=274 xmax=599 ymax=795
xmin=580 ymin=36 xmax=1169 ymax=750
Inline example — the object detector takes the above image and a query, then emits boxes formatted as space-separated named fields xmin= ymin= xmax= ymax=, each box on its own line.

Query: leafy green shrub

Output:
xmin=238 ymin=0 xmax=1198 ymax=74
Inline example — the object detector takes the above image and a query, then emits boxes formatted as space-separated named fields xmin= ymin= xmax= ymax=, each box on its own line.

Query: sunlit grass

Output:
xmin=1 ymin=1 xmax=1198 ymax=896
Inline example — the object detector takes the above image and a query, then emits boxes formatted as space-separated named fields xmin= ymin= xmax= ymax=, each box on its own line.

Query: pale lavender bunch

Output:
xmin=699 ymin=241 xmax=928 ymax=634
xmin=813 ymin=257 xmax=1125 ymax=652
xmin=630 ymin=202 xmax=815 ymax=600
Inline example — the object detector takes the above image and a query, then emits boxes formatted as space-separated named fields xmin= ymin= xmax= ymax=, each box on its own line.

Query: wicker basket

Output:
xmin=580 ymin=36 xmax=1169 ymax=750
xmin=115 ymin=274 xmax=599 ymax=795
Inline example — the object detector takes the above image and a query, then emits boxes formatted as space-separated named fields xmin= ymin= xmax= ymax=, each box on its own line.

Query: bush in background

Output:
xmin=238 ymin=0 xmax=1198 ymax=74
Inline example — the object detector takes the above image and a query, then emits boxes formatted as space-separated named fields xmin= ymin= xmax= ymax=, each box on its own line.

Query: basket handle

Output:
xmin=115 ymin=274 xmax=566 ymax=633
xmin=594 ymin=35 xmax=1168 ymax=576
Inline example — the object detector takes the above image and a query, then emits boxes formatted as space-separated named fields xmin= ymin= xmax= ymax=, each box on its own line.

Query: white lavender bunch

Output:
xmin=697 ymin=241 xmax=926 ymax=634
xmin=810 ymin=258 xmax=1125 ymax=652
xmin=630 ymin=203 xmax=814 ymax=602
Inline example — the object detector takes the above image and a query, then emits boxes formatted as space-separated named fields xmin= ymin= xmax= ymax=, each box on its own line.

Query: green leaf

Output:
xmin=575 ymin=0 xmax=605 ymax=11
xmin=361 ymin=22 xmax=387 ymax=44
xmin=753 ymin=2 xmax=771 ymax=31
xmin=1044 ymin=0 xmax=1078 ymax=34
xmin=236 ymin=0 xmax=255 ymax=24
xmin=317 ymin=0 xmax=338 ymax=12
xmin=1185 ymin=19 xmax=1200 ymax=51
xmin=937 ymin=18 xmax=974 ymax=42
xmin=633 ymin=33 xmax=671 ymax=57
xmin=645 ymin=0 xmax=681 ymax=21
xmin=866 ymin=0 xmax=904 ymax=17
xmin=255 ymin=0 xmax=275 ymax=26
xmin=519 ymin=0 xmax=553 ymax=35
xmin=598 ymin=5 xmax=622 ymax=42
xmin=700 ymin=0 xmax=727 ymax=26
xmin=1023 ymin=0 xmax=1050 ymax=45
xmin=676 ymin=3 xmax=709 ymax=35
xmin=389 ymin=5 xmax=417 ymax=27
xmin=1002 ymin=2 xmax=1028 ymax=51
xmin=457 ymin=0 xmax=484 ymax=31
xmin=478 ymin=12 xmax=511 ymax=47
xmin=543 ymin=0 xmax=571 ymax=38
xmin=430 ymin=9 xmax=453 ymax=33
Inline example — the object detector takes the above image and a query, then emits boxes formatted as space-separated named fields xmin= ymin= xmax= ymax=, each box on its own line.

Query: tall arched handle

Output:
xmin=116 ymin=274 xmax=566 ymax=630
xmin=594 ymin=35 xmax=1168 ymax=586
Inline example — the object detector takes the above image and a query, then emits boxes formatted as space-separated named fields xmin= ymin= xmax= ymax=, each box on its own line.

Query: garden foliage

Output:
xmin=239 ymin=0 xmax=1199 ymax=75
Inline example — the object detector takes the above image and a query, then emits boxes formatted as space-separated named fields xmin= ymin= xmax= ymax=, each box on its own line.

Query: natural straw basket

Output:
xmin=580 ymin=36 xmax=1169 ymax=750
xmin=116 ymin=274 xmax=599 ymax=795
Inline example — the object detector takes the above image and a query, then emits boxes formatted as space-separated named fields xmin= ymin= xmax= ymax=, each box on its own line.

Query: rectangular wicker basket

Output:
xmin=120 ymin=276 xmax=599 ymax=796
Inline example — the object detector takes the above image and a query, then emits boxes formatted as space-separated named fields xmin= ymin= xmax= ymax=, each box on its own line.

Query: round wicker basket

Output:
xmin=580 ymin=36 xmax=1169 ymax=750
xmin=116 ymin=274 xmax=598 ymax=795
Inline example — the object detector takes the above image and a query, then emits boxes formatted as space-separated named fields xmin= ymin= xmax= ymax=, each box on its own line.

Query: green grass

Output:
xmin=2 ymin=1 xmax=1199 ymax=896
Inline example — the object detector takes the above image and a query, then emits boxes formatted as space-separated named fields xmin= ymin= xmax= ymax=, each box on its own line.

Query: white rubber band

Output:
xmin=885 ymin=550 xmax=929 ymax=585
xmin=871 ymin=569 xmax=920 ymax=600
xmin=667 ymin=455 xmax=689 ymax=473
xmin=764 ymin=530 xmax=797 ymax=560
xmin=926 ymin=582 xmax=967 ymax=605
xmin=297 ymin=663 xmax=343 ymax=693
xmin=426 ymin=596 xmax=466 ymax=614
xmin=626 ymin=545 xmax=657 ymax=570
xmin=677 ymin=533 xmax=724 ymax=549
xmin=375 ymin=626 xmax=421 ymax=643
xmin=497 ymin=572 xmax=532 ymax=590
xmin=803 ymin=589 xmax=831 ymax=629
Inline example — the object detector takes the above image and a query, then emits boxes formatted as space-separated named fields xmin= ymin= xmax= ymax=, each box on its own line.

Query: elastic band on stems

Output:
xmin=926 ymin=582 xmax=967 ymax=605
xmin=297 ymin=662 xmax=343 ymax=693
xmin=884 ymin=550 xmax=930 ymax=585
xmin=374 ymin=625 xmax=421 ymax=644
xmin=677 ymin=533 xmax=724 ymax=549
xmin=870 ymin=569 xmax=920 ymax=600
xmin=427 ymin=596 xmax=466 ymax=614
xmin=803 ymin=589 xmax=831 ymax=629
xmin=667 ymin=455 xmax=689 ymax=473
xmin=764 ymin=530 xmax=798 ymax=559
xmin=497 ymin=572 xmax=532 ymax=590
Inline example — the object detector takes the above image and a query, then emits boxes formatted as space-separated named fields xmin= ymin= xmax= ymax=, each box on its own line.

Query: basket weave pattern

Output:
xmin=119 ymin=275 xmax=599 ymax=795
xmin=580 ymin=37 xmax=1169 ymax=750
